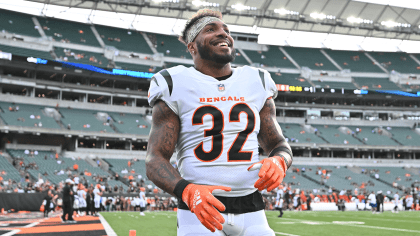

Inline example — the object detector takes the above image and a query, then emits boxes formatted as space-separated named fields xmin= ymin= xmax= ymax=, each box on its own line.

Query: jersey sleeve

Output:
xmin=263 ymin=70 xmax=278 ymax=100
xmin=147 ymin=72 xmax=179 ymax=115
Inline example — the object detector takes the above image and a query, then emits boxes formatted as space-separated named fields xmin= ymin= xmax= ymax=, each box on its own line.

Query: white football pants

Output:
xmin=177 ymin=209 xmax=274 ymax=236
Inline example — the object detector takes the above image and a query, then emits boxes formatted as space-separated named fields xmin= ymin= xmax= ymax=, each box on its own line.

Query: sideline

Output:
xmin=99 ymin=213 xmax=118 ymax=236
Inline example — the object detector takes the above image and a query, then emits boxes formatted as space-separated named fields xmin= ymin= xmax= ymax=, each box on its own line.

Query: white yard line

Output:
xmin=345 ymin=224 xmax=420 ymax=234
xmin=275 ymin=232 xmax=300 ymax=236
xmin=99 ymin=213 xmax=118 ymax=236
xmin=270 ymin=216 xmax=420 ymax=234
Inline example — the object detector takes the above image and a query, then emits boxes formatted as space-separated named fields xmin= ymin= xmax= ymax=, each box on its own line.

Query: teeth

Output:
xmin=217 ymin=42 xmax=228 ymax=47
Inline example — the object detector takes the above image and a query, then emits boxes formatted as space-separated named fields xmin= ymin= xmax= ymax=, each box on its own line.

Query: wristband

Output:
xmin=269 ymin=146 xmax=293 ymax=168
xmin=173 ymin=179 xmax=191 ymax=199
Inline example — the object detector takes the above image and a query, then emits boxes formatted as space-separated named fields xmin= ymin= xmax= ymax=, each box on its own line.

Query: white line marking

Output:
xmin=346 ymin=224 xmax=420 ymax=234
xmin=271 ymin=217 xmax=420 ymax=233
xmin=1 ymin=229 xmax=20 ymax=236
xmin=99 ymin=213 xmax=118 ymax=236
xmin=275 ymin=232 xmax=300 ymax=236
xmin=23 ymin=222 xmax=39 ymax=228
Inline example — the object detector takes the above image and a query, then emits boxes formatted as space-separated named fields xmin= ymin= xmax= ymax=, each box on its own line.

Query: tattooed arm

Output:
xmin=257 ymin=98 xmax=293 ymax=168
xmin=145 ymin=100 xmax=182 ymax=196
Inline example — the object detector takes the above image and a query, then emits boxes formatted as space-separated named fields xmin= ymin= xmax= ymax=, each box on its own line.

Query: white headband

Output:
xmin=186 ymin=16 xmax=223 ymax=44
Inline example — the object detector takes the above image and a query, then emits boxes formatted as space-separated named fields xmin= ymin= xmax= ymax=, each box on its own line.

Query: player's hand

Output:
xmin=182 ymin=184 xmax=231 ymax=232
xmin=247 ymin=156 xmax=287 ymax=192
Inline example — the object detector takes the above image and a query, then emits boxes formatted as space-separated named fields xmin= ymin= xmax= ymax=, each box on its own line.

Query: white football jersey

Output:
xmin=148 ymin=65 xmax=277 ymax=197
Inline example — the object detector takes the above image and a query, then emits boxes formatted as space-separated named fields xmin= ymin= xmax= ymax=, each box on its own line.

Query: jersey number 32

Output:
xmin=192 ymin=103 xmax=255 ymax=162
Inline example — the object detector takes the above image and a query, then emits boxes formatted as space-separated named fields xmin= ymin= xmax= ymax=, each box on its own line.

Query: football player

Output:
xmin=146 ymin=9 xmax=292 ymax=236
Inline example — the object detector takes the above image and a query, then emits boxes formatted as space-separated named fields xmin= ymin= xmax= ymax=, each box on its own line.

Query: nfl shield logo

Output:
xmin=218 ymin=84 xmax=225 ymax=92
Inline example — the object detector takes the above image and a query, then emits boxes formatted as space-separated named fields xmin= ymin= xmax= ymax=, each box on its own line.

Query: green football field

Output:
xmin=101 ymin=210 xmax=420 ymax=236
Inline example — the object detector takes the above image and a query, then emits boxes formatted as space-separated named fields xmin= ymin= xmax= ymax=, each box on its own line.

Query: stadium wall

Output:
xmin=0 ymin=193 xmax=45 ymax=211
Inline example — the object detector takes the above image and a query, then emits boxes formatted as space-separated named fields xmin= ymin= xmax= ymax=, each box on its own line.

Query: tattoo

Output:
xmin=146 ymin=100 xmax=182 ymax=196
xmin=258 ymin=99 xmax=293 ymax=168
xmin=156 ymin=163 xmax=176 ymax=179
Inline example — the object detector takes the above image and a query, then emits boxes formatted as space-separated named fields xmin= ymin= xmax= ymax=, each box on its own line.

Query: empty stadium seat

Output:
xmin=243 ymin=47 xmax=296 ymax=68
xmin=270 ymin=72 xmax=312 ymax=87
xmin=108 ymin=112 xmax=151 ymax=135
xmin=282 ymin=123 xmax=327 ymax=144
xmin=59 ymin=108 xmax=115 ymax=133
xmin=387 ymin=127 xmax=420 ymax=146
xmin=0 ymin=9 xmax=40 ymax=37
xmin=352 ymin=77 xmax=401 ymax=90
xmin=0 ymin=102 xmax=61 ymax=129
xmin=152 ymin=33 xmax=191 ymax=59
xmin=282 ymin=47 xmax=338 ymax=71
xmin=347 ymin=126 xmax=399 ymax=146
xmin=0 ymin=155 xmax=22 ymax=182
xmin=370 ymin=52 xmax=420 ymax=74
xmin=324 ymin=49 xmax=383 ymax=73
xmin=312 ymin=125 xmax=362 ymax=145
xmin=95 ymin=25 xmax=153 ymax=54
xmin=37 ymin=17 xmax=100 ymax=47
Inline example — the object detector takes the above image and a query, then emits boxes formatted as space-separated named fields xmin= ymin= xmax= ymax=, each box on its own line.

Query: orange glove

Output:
xmin=247 ymin=156 xmax=287 ymax=192
xmin=182 ymin=184 xmax=231 ymax=232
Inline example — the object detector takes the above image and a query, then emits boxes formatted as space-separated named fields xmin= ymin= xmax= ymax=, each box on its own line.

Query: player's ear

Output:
xmin=187 ymin=42 xmax=196 ymax=55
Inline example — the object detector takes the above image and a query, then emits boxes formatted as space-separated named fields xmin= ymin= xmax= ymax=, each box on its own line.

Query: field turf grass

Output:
xmin=101 ymin=210 xmax=420 ymax=236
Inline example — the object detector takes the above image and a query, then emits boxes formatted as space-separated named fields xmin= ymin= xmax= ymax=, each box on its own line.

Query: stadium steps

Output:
xmin=369 ymin=175 xmax=397 ymax=190
xmin=405 ymin=167 xmax=420 ymax=176
xmin=301 ymin=173 xmax=329 ymax=188
xmin=347 ymin=166 xmax=363 ymax=174
xmin=390 ymin=137 xmax=404 ymax=146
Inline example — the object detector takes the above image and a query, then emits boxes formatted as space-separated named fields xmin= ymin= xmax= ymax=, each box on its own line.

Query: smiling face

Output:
xmin=192 ymin=21 xmax=236 ymax=65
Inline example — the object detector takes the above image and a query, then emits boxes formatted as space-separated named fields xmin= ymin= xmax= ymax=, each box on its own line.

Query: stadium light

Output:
xmin=347 ymin=17 xmax=373 ymax=24
xmin=274 ymin=8 xmax=299 ymax=15
xmin=192 ymin=0 xmax=220 ymax=7
xmin=310 ymin=12 xmax=335 ymax=20
xmin=231 ymin=3 xmax=257 ymax=11
xmin=381 ymin=21 xmax=411 ymax=28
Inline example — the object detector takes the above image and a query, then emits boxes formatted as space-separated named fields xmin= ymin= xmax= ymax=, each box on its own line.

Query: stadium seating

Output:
xmin=283 ymin=170 xmax=324 ymax=191
xmin=37 ymin=17 xmax=100 ymax=47
xmin=7 ymin=149 xmax=127 ymax=189
xmin=232 ymin=51 xmax=249 ymax=65
xmin=95 ymin=25 xmax=153 ymax=54
xmin=104 ymin=158 xmax=151 ymax=185
xmin=0 ymin=9 xmax=40 ymax=37
xmin=114 ymin=62 xmax=160 ymax=73
xmin=282 ymin=47 xmax=338 ymax=71
xmin=312 ymin=81 xmax=357 ymax=90
xmin=108 ymin=112 xmax=150 ymax=135
xmin=324 ymin=49 xmax=383 ymax=73
xmin=352 ymin=77 xmax=401 ymax=90
xmin=243 ymin=47 xmax=296 ymax=68
xmin=0 ymin=155 xmax=22 ymax=182
xmin=152 ymin=33 xmax=192 ymax=59
xmin=347 ymin=126 xmax=399 ymax=146
xmin=59 ymin=108 xmax=115 ymax=133
xmin=311 ymin=125 xmax=363 ymax=145
xmin=54 ymin=47 xmax=108 ymax=66
xmin=387 ymin=127 xmax=420 ymax=146
xmin=270 ymin=72 xmax=312 ymax=87
xmin=282 ymin=123 xmax=327 ymax=144
xmin=370 ymin=52 xmax=420 ymax=74
xmin=0 ymin=44 xmax=53 ymax=60
xmin=400 ymin=83 xmax=420 ymax=92
xmin=0 ymin=102 xmax=61 ymax=129
xmin=361 ymin=166 xmax=415 ymax=189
